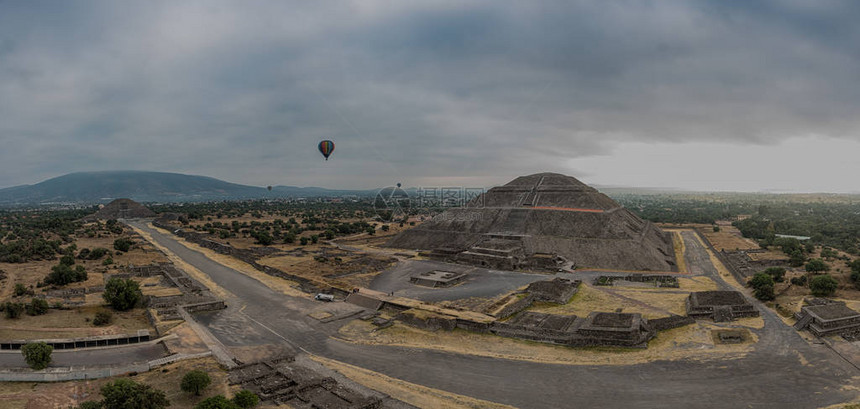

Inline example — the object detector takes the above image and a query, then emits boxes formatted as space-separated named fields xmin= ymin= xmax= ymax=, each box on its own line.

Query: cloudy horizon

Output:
xmin=3 ymin=1 xmax=860 ymax=193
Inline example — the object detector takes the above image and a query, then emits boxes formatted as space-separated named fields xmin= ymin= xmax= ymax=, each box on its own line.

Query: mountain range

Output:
xmin=0 ymin=171 xmax=373 ymax=206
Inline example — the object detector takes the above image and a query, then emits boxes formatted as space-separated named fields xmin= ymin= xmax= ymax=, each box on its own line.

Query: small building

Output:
xmin=686 ymin=291 xmax=759 ymax=322
xmin=794 ymin=301 xmax=860 ymax=338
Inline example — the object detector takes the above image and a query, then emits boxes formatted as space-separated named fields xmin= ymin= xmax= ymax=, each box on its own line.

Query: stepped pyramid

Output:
xmin=83 ymin=198 xmax=156 ymax=221
xmin=386 ymin=173 xmax=677 ymax=271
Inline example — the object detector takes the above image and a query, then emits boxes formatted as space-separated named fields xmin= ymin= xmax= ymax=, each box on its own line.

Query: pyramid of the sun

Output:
xmin=386 ymin=173 xmax=677 ymax=271
xmin=83 ymin=198 xmax=156 ymax=221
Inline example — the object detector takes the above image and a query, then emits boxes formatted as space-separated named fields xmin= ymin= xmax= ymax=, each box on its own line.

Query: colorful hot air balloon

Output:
xmin=318 ymin=140 xmax=335 ymax=160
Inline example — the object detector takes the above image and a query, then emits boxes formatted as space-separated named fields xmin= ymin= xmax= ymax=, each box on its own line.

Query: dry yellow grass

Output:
xmin=528 ymin=284 xmax=688 ymax=319
xmin=0 ymin=306 xmax=151 ymax=340
xmin=311 ymin=355 xmax=516 ymax=409
xmin=337 ymin=319 xmax=755 ymax=366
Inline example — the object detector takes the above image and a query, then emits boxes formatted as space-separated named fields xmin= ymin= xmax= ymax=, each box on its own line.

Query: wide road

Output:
xmin=130 ymin=221 xmax=859 ymax=408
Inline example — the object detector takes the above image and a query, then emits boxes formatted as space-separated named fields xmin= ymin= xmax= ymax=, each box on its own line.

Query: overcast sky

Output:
xmin=2 ymin=1 xmax=859 ymax=193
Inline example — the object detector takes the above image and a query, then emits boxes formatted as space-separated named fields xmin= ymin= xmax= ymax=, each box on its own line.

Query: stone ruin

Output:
xmin=794 ymin=298 xmax=860 ymax=339
xmin=524 ymin=277 xmax=580 ymax=304
xmin=126 ymin=262 xmax=225 ymax=326
xmin=386 ymin=172 xmax=677 ymax=272
xmin=594 ymin=274 xmax=679 ymax=288
xmin=686 ymin=291 xmax=759 ymax=322
xmin=229 ymin=356 xmax=399 ymax=408
xmin=409 ymin=270 xmax=468 ymax=288
xmin=82 ymin=198 xmax=156 ymax=221
xmin=486 ymin=278 xmax=581 ymax=319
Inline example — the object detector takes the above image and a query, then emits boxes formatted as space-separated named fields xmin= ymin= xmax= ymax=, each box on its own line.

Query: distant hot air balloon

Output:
xmin=396 ymin=182 xmax=402 ymax=188
xmin=267 ymin=186 xmax=272 ymax=191
xmin=318 ymin=140 xmax=335 ymax=160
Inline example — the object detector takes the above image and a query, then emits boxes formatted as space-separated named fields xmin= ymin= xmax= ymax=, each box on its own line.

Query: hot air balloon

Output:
xmin=318 ymin=140 xmax=335 ymax=160
xmin=267 ymin=186 xmax=272 ymax=191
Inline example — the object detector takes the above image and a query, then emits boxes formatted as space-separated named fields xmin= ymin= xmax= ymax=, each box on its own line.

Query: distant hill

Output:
xmin=0 ymin=171 xmax=372 ymax=206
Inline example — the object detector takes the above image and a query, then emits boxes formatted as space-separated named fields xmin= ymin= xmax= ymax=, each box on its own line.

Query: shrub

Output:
xmin=103 ymin=278 xmax=142 ymax=311
xmin=194 ymin=395 xmax=239 ymax=409
xmin=26 ymin=298 xmax=49 ymax=316
xmin=75 ymin=401 xmax=103 ymax=409
xmin=44 ymin=263 xmax=88 ymax=286
xmin=89 ymin=247 xmax=109 ymax=260
xmin=763 ymin=267 xmax=786 ymax=283
xmin=21 ymin=342 xmax=52 ymax=370
xmin=14 ymin=283 xmax=31 ymax=297
xmin=103 ymin=257 xmax=114 ymax=266
xmin=805 ymin=258 xmax=830 ymax=273
xmin=748 ymin=273 xmax=775 ymax=301
xmin=232 ymin=390 xmax=259 ymax=408
xmin=113 ymin=238 xmax=133 ymax=252
xmin=4 ymin=302 xmax=24 ymax=319
xmin=790 ymin=275 xmax=808 ymax=286
xmin=810 ymin=274 xmax=838 ymax=297
xmin=101 ymin=378 xmax=170 ymax=409
xmin=93 ymin=310 xmax=113 ymax=326
xmin=181 ymin=370 xmax=212 ymax=395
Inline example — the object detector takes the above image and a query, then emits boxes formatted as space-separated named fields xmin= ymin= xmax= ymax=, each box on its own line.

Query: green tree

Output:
xmin=21 ymin=342 xmax=52 ymax=370
xmin=113 ymin=238 xmax=133 ymax=252
xmin=809 ymin=274 xmax=838 ymax=297
xmin=102 ymin=278 xmax=142 ymax=311
xmin=712 ymin=225 xmax=720 ymax=232
xmin=44 ymin=263 xmax=88 ymax=286
xmin=101 ymin=379 xmax=170 ymax=409
xmin=763 ymin=267 xmax=786 ymax=283
xmin=300 ymin=236 xmax=309 ymax=246
xmin=194 ymin=395 xmax=239 ymax=409
xmin=805 ymin=258 xmax=830 ymax=273
xmin=748 ymin=273 xmax=775 ymax=301
xmin=26 ymin=298 xmax=49 ymax=316
xmin=181 ymin=370 xmax=212 ymax=396
xmin=4 ymin=302 xmax=24 ymax=319
xmin=59 ymin=254 xmax=76 ymax=266
xmin=232 ymin=390 xmax=259 ymax=408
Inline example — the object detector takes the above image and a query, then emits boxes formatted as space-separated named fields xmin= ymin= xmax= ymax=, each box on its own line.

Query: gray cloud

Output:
xmin=2 ymin=1 xmax=859 ymax=190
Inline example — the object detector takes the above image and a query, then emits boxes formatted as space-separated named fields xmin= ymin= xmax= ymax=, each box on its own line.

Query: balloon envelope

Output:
xmin=267 ymin=186 xmax=272 ymax=191
xmin=318 ymin=140 xmax=335 ymax=160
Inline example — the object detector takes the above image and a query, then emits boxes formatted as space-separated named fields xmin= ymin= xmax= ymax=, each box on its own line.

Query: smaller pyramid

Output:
xmin=83 ymin=198 xmax=156 ymax=221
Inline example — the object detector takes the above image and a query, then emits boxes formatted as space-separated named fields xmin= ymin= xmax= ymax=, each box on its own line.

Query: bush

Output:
xmin=713 ymin=225 xmax=720 ymax=232
xmin=113 ymin=238 xmax=134 ymax=252
xmin=4 ymin=302 xmax=24 ymax=319
xmin=21 ymin=342 xmax=52 ymax=370
xmin=181 ymin=370 xmax=212 ymax=395
xmin=810 ymin=274 xmax=838 ymax=297
xmin=232 ymin=390 xmax=259 ymax=408
xmin=748 ymin=273 xmax=775 ymax=301
xmin=791 ymin=275 xmax=808 ymax=286
xmin=75 ymin=401 xmax=103 ymax=409
xmin=194 ymin=395 xmax=239 ymax=409
xmin=103 ymin=257 xmax=114 ymax=266
xmin=26 ymin=298 xmax=49 ymax=316
xmin=59 ymin=254 xmax=76 ymax=266
xmin=763 ymin=267 xmax=786 ymax=283
xmin=14 ymin=283 xmax=32 ymax=297
xmin=89 ymin=247 xmax=109 ymax=260
xmin=103 ymin=278 xmax=142 ymax=311
xmin=93 ymin=310 xmax=113 ymax=326
xmin=44 ymin=263 xmax=88 ymax=286
xmin=101 ymin=378 xmax=170 ymax=409
xmin=300 ymin=237 xmax=309 ymax=246
xmin=805 ymin=258 xmax=830 ymax=273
